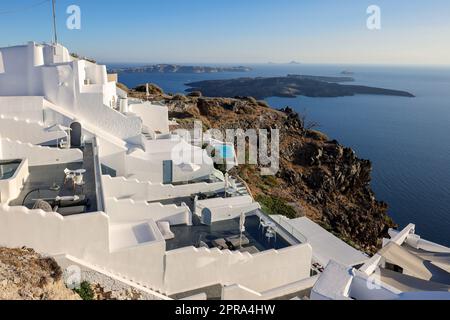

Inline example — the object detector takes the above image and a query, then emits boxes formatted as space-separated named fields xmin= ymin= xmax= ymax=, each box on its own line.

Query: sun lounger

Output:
xmin=212 ymin=238 xmax=229 ymax=250
xmin=57 ymin=206 xmax=87 ymax=216
xmin=226 ymin=235 xmax=250 ymax=248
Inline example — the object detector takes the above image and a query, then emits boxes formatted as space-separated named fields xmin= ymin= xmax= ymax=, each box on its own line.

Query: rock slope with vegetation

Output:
xmin=128 ymin=83 xmax=396 ymax=253
xmin=0 ymin=248 xmax=80 ymax=300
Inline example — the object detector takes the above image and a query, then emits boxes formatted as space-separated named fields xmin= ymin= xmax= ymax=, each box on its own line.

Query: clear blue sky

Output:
xmin=1 ymin=0 xmax=449 ymax=64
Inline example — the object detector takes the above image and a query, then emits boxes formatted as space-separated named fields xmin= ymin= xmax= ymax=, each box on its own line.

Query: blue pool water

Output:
xmin=216 ymin=144 xmax=235 ymax=159
xmin=110 ymin=63 xmax=450 ymax=246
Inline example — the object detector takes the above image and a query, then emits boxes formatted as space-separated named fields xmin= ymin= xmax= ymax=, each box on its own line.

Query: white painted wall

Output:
xmin=310 ymin=261 xmax=353 ymax=300
xmin=222 ymin=275 xmax=319 ymax=300
xmin=164 ymin=244 xmax=312 ymax=295
xmin=102 ymin=175 xmax=224 ymax=202
xmin=198 ymin=203 xmax=261 ymax=223
xmin=195 ymin=196 xmax=260 ymax=223
xmin=0 ymin=96 xmax=45 ymax=122
xmin=349 ymin=270 xmax=401 ymax=300
xmin=129 ymin=139 xmax=214 ymax=183
xmin=105 ymin=197 xmax=192 ymax=226
xmin=0 ymin=115 xmax=66 ymax=145
xmin=195 ymin=196 xmax=261 ymax=223
xmin=97 ymin=136 xmax=127 ymax=176
xmin=0 ymin=138 xmax=83 ymax=166
xmin=0 ymin=42 xmax=142 ymax=142
xmin=0 ymin=203 xmax=315 ymax=296
xmin=129 ymin=102 xmax=169 ymax=134
xmin=0 ymin=159 xmax=29 ymax=204
xmin=124 ymin=155 xmax=164 ymax=183
xmin=0 ymin=205 xmax=167 ymax=292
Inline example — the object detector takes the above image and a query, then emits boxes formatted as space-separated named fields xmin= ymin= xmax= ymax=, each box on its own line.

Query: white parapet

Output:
xmin=105 ymin=197 xmax=192 ymax=226
xmin=163 ymin=243 xmax=312 ymax=296
xmin=0 ymin=113 xmax=66 ymax=145
xmin=0 ymin=138 xmax=83 ymax=166
xmin=0 ymin=158 xmax=29 ymax=204
xmin=102 ymin=175 xmax=225 ymax=202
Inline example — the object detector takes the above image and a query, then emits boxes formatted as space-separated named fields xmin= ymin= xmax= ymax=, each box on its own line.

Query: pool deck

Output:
xmin=9 ymin=144 xmax=98 ymax=214
xmin=166 ymin=214 xmax=293 ymax=252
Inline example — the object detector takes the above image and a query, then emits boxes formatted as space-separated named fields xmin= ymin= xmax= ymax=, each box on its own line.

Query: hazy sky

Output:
xmin=1 ymin=0 xmax=450 ymax=64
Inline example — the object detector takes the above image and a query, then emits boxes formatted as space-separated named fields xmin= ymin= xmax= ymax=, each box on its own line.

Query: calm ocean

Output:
xmin=108 ymin=63 xmax=450 ymax=246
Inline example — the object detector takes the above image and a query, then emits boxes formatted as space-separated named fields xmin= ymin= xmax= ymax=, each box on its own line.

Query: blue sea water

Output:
xmin=108 ymin=63 xmax=450 ymax=246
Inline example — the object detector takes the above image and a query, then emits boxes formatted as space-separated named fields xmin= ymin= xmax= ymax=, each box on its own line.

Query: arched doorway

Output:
xmin=70 ymin=121 xmax=82 ymax=147
xmin=201 ymin=208 xmax=212 ymax=226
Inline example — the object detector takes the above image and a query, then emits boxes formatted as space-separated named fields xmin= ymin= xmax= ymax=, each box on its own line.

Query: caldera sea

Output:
xmin=108 ymin=63 xmax=450 ymax=246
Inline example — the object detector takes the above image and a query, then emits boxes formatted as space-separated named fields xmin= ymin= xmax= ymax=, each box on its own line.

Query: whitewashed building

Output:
xmin=0 ymin=42 xmax=448 ymax=300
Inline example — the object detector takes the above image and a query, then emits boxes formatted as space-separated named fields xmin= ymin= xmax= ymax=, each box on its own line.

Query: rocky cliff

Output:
xmin=0 ymin=248 xmax=80 ymax=300
xmin=130 ymin=85 xmax=396 ymax=253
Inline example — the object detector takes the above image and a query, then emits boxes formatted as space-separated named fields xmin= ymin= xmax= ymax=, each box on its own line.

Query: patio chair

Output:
xmin=265 ymin=227 xmax=277 ymax=243
xmin=73 ymin=173 xmax=85 ymax=192
xmin=64 ymin=168 xmax=75 ymax=184
xmin=59 ymin=140 xmax=70 ymax=149
xmin=212 ymin=238 xmax=229 ymax=250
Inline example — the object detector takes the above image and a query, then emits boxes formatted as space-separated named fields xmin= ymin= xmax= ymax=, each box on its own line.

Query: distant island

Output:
xmin=185 ymin=74 xmax=415 ymax=99
xmin=109 ymin=64 xmax=252 ymax=74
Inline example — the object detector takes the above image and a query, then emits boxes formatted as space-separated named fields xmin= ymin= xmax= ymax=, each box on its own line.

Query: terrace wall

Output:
xmin=0 ymin=138 xmax=83 ymax=166
xmin=0 ymin=159 xmax=29 ymax=204
xmin=164 ymin=244 xmax=312 ymax=295
xmin=195 ymin=196 xmax=260 ymax=223
xmin=221 ymin=275 xmax=319 ymax=300
xmin=0 ymin=114 xmax=66 ymax=145
xmin=105 ymin=198 xmax=192 ymax=226
xmin=102 ymin=175 xmax=224 ymax=202
xmin=129 ymin=102 xmax=169 ymax=134
xmin=0 ymin=96 xmax=45 ymax=122
xmin=0 ymin=205 xmax=166 ymax=291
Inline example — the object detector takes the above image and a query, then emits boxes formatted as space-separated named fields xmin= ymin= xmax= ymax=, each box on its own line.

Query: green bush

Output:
xmin=256 ymin=195 xmax=297 ymax=219
xmin=74 ymin=281 xmax=95 ymax=300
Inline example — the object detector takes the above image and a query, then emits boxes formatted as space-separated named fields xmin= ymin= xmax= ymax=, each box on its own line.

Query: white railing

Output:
xmin=270 ymin=215 xmax=308 ymax=244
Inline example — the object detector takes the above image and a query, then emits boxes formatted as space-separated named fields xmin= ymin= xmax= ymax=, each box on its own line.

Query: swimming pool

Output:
xmin=215 ymin=144 xmax=235 ymax=160
xmin=0 ymin=160 xmax=22 ymax=180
